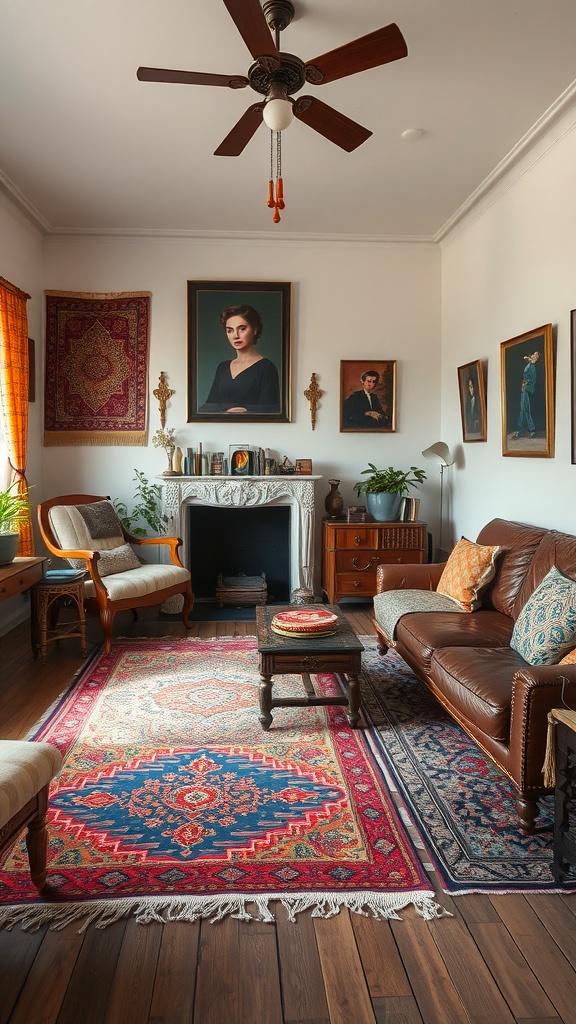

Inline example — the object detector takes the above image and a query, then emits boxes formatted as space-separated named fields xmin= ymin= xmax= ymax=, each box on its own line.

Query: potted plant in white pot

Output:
xmin=353 ymin=464 xmax=426 ymax=522
xmin=0 ymin=481 xmax=31 ymax=565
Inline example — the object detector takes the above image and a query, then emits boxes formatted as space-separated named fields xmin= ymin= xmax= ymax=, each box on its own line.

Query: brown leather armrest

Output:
xmin=509 ymin=666 xmax=576 ymax=781
xmin=376 ymin=561 xmax=446 ymax=594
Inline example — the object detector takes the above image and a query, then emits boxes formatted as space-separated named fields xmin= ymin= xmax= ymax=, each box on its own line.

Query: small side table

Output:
xmin=31 ymin=575 xmax=88 ymax=663
xmin=547 ymin=708 xmax=576 ymax=886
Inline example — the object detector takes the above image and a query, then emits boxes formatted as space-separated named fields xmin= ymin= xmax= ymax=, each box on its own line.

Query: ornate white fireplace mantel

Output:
xmin=160 ymin=476 xmax=322 ymax=598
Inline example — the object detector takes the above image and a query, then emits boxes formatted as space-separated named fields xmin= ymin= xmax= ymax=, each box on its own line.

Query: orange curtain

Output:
xmin=0 ymin=276 xmax=33 ymax=555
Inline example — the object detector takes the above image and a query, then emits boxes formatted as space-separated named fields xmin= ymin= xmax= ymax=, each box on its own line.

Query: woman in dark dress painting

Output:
xmin=199 ymin=304 xmax=280 ymax=414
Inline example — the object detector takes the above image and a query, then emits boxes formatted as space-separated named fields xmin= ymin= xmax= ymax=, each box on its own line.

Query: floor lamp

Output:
xmin=422 ymin=441 xmax=454 ymax=559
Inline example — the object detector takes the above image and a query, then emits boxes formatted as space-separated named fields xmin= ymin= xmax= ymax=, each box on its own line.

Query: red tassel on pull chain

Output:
xmin=273 ymin=205 xmax=281 ymax=223
xmin=267 ymin=180 xmax=275 ymax=209
xmin=275 ymin=178 xmax=285 ymax=210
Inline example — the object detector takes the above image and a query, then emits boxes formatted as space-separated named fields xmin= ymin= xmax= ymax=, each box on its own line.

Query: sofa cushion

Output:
xmin=437 ymin=537 xmax=501 ymax=612
xmin=510 ymin=566 xmax=576 ymax=666
xmin=475 ymin=519 xmax=547 ymax=619
xmin=395 ymin=609 xmax=514 ymax=677
xmin=373 ymin=589 xmax=465 ymax=644
xmin=429 ymin=646 xmax=527 ymax=742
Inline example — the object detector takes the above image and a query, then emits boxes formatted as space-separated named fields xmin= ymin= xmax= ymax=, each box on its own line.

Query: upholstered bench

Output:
xmin=0 ymin=740 xmax=63 ymax=890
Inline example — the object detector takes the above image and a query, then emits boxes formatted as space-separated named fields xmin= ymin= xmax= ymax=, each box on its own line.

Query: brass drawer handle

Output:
xmin=351 ymin=556 xmax=380 ymax=572
xmin=354 ymin=535 xmax=362 ymax=545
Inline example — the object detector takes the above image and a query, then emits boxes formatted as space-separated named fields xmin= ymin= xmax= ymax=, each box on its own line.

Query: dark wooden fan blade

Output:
xmin=293 ymin=96 xmax=372 ymax=152
xmin=303 ymin=23 xmax=407 ymax=85
xmin=222 ymin=0 xmax=279 ymax=61
xmin=214 ymin=103 xmax=264 ymax=156
xmin=137 ymin=67 xmax=249 ymax=88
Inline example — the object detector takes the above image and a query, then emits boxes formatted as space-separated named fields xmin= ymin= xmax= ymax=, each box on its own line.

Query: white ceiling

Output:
xmin=1 ymin=0 xmax=576 ymax=238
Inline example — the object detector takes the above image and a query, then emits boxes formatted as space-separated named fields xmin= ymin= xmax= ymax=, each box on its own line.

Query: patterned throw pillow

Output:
xmin=510 ymin=566 xmax=576 ymax=666
xmin=96 ymin=544 xmax=142 ymax=578
xmin=437 ymin=536 xmax=501 ymax=612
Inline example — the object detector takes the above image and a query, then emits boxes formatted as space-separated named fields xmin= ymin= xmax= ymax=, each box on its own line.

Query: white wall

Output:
xmin=440 ymin=105 xmax=576 ymax=541
xmin=39 ymin=235 xmax=441 ymax=588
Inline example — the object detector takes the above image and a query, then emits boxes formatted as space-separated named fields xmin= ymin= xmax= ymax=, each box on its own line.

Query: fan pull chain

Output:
xmin=266 ymin=132 xmax=285 ymax=223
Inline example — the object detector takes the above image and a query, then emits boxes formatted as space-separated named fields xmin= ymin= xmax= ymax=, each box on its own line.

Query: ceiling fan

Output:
xmin=136 ymin=0 xmax=408 ymax=156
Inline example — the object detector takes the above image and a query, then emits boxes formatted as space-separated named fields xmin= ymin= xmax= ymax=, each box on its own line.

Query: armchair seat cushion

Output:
xmin=83 ymin=562 xmax=190 ymax=601
xmin=0 ymin=740 xmax=62 ymax=828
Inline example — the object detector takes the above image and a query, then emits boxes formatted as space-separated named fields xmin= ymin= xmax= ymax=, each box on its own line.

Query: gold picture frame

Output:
xmin=500 ymin=324 xmax=554 ymax=458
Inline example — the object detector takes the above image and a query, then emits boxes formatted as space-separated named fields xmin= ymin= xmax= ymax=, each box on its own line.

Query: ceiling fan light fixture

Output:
xmin=263 ymin=97 xmax=293 ymax=131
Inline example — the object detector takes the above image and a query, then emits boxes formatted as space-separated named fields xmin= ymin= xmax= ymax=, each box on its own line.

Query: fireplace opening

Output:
xmin=188 ymin=506 xmax=290 ymax=603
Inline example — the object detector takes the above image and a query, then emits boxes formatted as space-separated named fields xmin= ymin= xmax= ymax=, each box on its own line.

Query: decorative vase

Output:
xmin=0 ymin=532 xmax=19 ymax=565
xmin=325 ymin=479 xmax=344 ymax=518
xmin=163 ymin=446 xmax=178 ymax=476
xmin=366 ymin=491 xmax=403 ymax=522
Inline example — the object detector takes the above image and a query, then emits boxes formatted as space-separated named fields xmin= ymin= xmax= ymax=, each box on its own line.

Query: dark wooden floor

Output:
xmin=1 ymin=605 xmax=575 ymax=1024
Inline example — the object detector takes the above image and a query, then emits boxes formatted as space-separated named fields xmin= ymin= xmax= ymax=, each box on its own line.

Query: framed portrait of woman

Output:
xmin=187 ymin=280 xmax=291 ymax=423
xmin=457 ymin=359 xmax=487 ymax=442
xmin=500 ymin=323 xmax=554 ymax=458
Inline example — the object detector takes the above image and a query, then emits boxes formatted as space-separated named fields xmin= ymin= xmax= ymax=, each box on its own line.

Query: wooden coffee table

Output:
xmin=255 ymin=604 xmax=364 ymax=730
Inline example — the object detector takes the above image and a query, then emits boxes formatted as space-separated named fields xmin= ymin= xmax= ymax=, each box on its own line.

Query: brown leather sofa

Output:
xmin=372 ymin=517 xmax=576 ymax=833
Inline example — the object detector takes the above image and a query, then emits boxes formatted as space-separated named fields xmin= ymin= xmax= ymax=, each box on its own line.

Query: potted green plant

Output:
xmin=113 ymin=470 xmax=169 ymax=538
xmin=353 ymin=464 xmax=426 ymax=522
xmin=0 ymin=481 xmax=31 ymax=564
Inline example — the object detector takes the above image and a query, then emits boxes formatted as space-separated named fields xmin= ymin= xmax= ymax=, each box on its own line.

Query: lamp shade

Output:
xmin=422 ymin=441 xmax=453 ymax=467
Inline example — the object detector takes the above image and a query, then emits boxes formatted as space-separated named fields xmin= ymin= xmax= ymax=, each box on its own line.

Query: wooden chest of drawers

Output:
xmin=321 ymin=519 xmax=427 ymax=604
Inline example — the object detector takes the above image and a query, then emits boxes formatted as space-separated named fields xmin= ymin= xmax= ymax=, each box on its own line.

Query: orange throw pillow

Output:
xmin=437 ymin=537 xmax=501 ymax=613
xmin=559 ymin=647 xmax=576 ymax=665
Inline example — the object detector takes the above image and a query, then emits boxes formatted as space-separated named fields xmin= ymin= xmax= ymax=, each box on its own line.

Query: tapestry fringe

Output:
xmin=43 ymin=432 xmax=148 ymax=447
xmin=0 ymin=891 xmax=448 ymax=933
xmin=44 ymin=291 xmax=151 ymax=300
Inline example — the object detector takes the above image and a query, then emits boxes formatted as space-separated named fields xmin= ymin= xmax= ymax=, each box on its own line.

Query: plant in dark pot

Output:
xmin=0 ymin=481 xmax=31 ymax=564
xmin=353 ymin=464 xmax=426 ymax=522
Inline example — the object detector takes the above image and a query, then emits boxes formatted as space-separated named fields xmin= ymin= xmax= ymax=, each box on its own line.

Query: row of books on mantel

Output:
xmin=179 ymin=445 xmax=275 ymax=477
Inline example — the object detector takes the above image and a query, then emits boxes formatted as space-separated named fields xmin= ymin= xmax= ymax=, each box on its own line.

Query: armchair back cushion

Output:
xmin=48 ymin=500 xmax=142 ymax=576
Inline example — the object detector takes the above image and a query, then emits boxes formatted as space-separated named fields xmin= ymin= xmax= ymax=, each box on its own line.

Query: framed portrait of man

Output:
xmin=187 ymin=280 xmax=291 ymax=423
xmin=457 ymin=359 xmax=487 ymax=442
xmin=340 ymin=360 xmax=396 ymax=432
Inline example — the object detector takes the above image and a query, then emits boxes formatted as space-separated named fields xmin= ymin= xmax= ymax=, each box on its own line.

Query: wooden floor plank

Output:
xmin=275 ymin=903 xmax=330 ymax=1023
xmin=373 ymin=994 xmax=424 ymax=1024
xmin=103 ymin=917 xmax=163 ymax=1024
xmin=489 ymin=894 xmax=576 ymax=1023
xmin=56 ymin=919 xmax=128 ymax=1024
xmin=0 ymin=923 xmax=46 ymax=1024
xmin=237 ymin=917 xmax=284 ymax=1024
xmin=351 ymin=915 xmax=411 ymax=998
xmin=314 ymin=911 xmax=376 ymax=1024
xmin=391 ymin=919 xmax=470 ymax=1024
xmin=148 ymin=921 xmax=200 ymax=1024
xmin=8 ymin=925 xmax=85 ymax=1024
xmin=525 ymin=893 xmax=576 ymax=967
xmin=466 ymin=920 xmax=558 ymax=1020
xmin=194 ymin=915 xmax=245 ymax=1024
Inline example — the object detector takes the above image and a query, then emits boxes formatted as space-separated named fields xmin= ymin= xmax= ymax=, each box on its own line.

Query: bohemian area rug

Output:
xmin=356 ymin=642 xmax=562 ymax=893
xmin=44 ymin=290 xmax=150 ymax=446
xmin=0 ymin=637 xmax=442 ymax=930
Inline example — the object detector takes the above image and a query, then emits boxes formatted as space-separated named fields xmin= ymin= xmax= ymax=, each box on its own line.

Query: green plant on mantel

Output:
xmin=113 ymin=470 xmax=169 ymax=538
xmin=0 ymin=480 xmax=30 ymax=533
xmin=353 ymin=464 xmax=426 ymax=497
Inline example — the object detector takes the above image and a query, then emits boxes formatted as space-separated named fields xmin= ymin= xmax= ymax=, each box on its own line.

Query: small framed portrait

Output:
xmin=457 ymin=360 xmax=487 ymax=442
xmin=571 ymin=309 xmax=576 ymax=464
xmin=500 ymin=323 xmax=554 ymax=458
xmin=295 ymin=459 xmax=312 ymax=475
xmin=187 ymin=280 xmax=291 ymax=423
xmin=340 ymin=360 xmax=396 ymax=432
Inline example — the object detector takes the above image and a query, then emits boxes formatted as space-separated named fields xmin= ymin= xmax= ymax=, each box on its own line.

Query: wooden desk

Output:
xmin=0 ymin=557 xmax=46 ymax=603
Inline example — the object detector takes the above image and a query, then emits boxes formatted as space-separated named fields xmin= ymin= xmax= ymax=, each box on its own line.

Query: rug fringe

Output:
xmin=0 ymin=891 xmax=448 ymax=932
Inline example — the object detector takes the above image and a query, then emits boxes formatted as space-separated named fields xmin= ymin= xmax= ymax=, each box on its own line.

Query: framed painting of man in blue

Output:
xmin=187 ymin=281 xmax=291 ymax=423
xmin=340 ymin=360 xmax=396 ymax=432
xmin=500 ymin=323 xmax=554 ymax=458
xmin=457 ymin=359 xmax=487 ymax=442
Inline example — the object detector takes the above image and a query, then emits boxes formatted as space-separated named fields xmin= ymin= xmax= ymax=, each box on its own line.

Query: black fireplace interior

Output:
xmin=188 ymin=506 xmax=291 ymax=603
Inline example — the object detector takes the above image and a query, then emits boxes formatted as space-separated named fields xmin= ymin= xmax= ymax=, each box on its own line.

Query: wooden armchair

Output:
xmin=38 ymin=494 xmax=194 ymax=653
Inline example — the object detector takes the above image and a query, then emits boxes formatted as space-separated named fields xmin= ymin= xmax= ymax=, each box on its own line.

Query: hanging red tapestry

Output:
xmin=44 ymin=290 xmax=151 ymax=446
